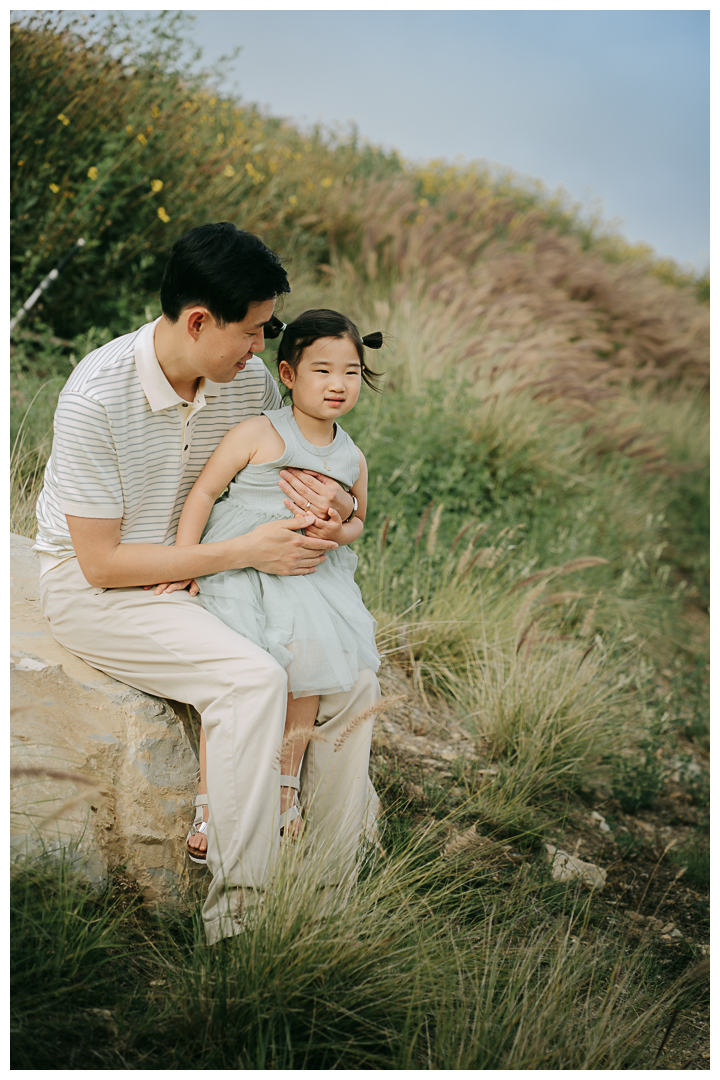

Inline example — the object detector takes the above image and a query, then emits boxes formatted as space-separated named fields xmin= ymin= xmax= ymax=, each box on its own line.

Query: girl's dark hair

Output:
xmin=268 ymin=309 xmax=383 ymax=396
xmin=160 ymin=222 xmax=290 ymax=325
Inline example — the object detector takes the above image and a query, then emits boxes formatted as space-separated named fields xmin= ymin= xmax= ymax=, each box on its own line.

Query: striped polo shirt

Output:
xmin=34 ymin=318 xmax=282 ymax=570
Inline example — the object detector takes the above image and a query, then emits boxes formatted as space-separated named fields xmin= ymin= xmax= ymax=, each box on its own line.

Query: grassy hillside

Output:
xmin=11 ymin=12 xmax=709 ymax=1070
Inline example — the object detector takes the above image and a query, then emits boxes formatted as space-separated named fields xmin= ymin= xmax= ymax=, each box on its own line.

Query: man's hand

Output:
xmin=240 ymin=513 xmax=337 ymax=575
xmin=279 ymin=468 xmax=354 ymax=522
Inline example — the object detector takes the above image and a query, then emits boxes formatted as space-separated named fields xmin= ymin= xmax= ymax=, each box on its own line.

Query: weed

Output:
xmin=667 ymin=835 xmax=710 ymax=890
xmin=610 ymin=723 xmax=667 ymax=814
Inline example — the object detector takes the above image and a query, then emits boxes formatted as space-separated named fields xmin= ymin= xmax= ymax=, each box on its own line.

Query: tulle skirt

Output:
xmin=197 ymin=499 xmax=380 ymax=697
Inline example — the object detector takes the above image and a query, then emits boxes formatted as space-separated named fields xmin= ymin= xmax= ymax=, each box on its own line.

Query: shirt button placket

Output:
xmin=180 ymin=402 xmax=190 ymax=462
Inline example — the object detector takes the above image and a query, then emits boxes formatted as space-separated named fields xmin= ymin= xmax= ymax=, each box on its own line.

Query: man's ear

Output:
xmin=185 ymin=307 xmax=212 ymax=339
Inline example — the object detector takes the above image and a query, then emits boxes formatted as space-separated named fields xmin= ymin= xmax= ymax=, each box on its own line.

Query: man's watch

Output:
xmin=342 ymin=495 xmax=358 ymax=524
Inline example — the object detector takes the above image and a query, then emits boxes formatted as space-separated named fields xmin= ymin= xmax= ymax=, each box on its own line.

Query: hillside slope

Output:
xmin=11 ymin=13 xmax=709 ymax=1070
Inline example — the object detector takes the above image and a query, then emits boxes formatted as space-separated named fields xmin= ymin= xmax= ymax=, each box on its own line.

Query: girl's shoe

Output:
xmin=186 ymin=793 xmax=210 ymax=866
xmin=279 ymin=774 xmax=303 ymax=838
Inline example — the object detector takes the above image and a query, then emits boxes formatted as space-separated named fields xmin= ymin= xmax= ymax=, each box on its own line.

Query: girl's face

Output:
xmin=279 ymin=336 xmax=362 ymax=420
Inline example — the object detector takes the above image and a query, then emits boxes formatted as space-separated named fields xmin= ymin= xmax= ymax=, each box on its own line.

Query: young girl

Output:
xmin=176 ymin=309 xmax=383 ymax=860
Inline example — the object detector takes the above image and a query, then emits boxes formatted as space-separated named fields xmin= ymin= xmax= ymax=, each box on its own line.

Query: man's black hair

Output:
xmin=160 ymin=222 xmax=290 ymax=325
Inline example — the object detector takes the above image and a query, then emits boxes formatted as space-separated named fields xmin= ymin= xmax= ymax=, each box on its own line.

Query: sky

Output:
xmin=178 ymin=9 xmax=708 ymax=271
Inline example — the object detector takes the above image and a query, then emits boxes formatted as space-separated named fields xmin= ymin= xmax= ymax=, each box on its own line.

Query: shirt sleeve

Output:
xmin=52 ymin=391 xmax=124 ymax=518
xmin=260 ymin=365 xmax=283 ymax=411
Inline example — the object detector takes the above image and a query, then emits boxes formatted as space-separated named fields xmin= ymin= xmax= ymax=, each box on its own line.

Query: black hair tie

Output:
xmin=264 ymin=314 xmax=286 ymax=339
xmin=362 ymin=331 xmax=383 ymax=349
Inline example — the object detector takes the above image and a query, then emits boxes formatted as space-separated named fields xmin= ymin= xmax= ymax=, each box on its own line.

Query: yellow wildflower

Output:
xmin=49 ymin=183 xmax=60 ymax=193
xmin=146 ymin=125 xmax=153 ymax=133
xmin=216 ymin=132 xmax=224 ymax=144
xmin=150 ymin=179 xmax=163 ymax=193
xmin=245 ymin=162 xmax=255 ymax=176
xmin=210 ymin=96 xmax=217 ymax=106
xmin=125 ymin=124 xmax=133 ymax=134
xmin=288 ymin=195 xmax=298 ymax=207
xmin=320 ymin=177 xmax=333 ymax=188
xmin=222 ymin=165 xmax=235 ymax=178
xmin=57 ymin=113 xmax=70 ymax=125
xmin=87 ymin=166 xmax=98 ymax=181
xmin=157 ymin=207 xmax=170 ymax=223
xmin=17 ymin=160 xmax=23 ymax=167
xmin=417 ymin=197 xmax=429 ymax=207
xmin=152 ymin=106 xmax=160 ymax=118
xmin=137 ymin=133 xmax=147 ymax=146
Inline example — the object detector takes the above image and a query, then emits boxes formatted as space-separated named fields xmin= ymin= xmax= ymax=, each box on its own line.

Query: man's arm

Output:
xmin=66 ymin=514 xmax=337 ymax=589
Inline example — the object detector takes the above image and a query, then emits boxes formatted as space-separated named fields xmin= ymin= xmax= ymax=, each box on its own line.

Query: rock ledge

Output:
xmin=11 ymin=534 xmax=200 ymax=902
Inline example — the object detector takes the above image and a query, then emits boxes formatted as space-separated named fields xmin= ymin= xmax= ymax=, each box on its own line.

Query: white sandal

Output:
xmin=279 ymin=774 xmax=303 ymax=837
xmin=186 ymin=793 xmax=210 ymax=866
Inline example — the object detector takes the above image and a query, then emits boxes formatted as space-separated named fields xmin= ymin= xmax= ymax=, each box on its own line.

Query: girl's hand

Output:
xmin=278 ymin=468 xmax=354 ymax=522
xmin=301 ymin=507 xmax=345 ymax=542
xmin=143 ymin=579 xmax=200 ymax=596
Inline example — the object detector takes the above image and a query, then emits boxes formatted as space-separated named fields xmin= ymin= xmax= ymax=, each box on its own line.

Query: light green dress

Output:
xmin=197 ymin=405 xmax=380 ymax=698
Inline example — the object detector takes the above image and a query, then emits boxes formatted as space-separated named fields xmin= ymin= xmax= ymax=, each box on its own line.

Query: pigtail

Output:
xmin=360 ymin=330 xmax=384 ymax=391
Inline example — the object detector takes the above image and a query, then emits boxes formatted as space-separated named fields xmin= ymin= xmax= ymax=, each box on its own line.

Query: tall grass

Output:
xmin=11 ymin=826 xmax=700 ymax=1069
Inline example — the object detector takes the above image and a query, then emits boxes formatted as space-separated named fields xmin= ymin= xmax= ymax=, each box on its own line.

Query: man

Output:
xmin=34 ymin=222 xmax=380 ymax=943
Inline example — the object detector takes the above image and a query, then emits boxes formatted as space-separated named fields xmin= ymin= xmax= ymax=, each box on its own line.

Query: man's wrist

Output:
xmin=218 ymin=534 xmax=252 ymax=572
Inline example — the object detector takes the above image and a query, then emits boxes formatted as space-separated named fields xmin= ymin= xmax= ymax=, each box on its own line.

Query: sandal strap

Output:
xmin=279 ymin=774 xmax=300 ymax=790
xmin=194 ymin=794 xmax=209 ymax=808
xmin=192 ymin=820 xmax=209 ymax=836
xmin=279 ymin=804 xmax=302 ymax=832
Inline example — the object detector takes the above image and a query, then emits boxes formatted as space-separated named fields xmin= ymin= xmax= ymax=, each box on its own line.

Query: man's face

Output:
xmin=189 ymin=298 xmax=276 ymax=383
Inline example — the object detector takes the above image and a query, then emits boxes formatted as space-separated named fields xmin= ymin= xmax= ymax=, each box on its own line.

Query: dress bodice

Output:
xmin=223 ymin=405 xmax=361 ymax=519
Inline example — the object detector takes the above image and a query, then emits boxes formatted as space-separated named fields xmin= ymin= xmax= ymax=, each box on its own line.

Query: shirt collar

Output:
xmin=134 ymin=319 xmax=223 ymax=412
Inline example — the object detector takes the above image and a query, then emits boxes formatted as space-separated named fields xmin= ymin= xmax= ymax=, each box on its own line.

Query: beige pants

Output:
xmin=39 ymin=557 xmax=380 ymax=944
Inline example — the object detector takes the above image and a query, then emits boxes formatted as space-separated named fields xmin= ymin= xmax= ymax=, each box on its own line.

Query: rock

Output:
xmin=544 ymin=844 xmax=607 ymax=890
xmin=644 ymin=916 xmax=665 ymax=931
xmin=443 ymin=824 xmax=511 ymax=864
xmin=590 ymin=810 xmax=611 ymax=833
xmin=11 ymin=534 xmax=206 ymax=903
xmin=11 ymin=534 xmax=382 ymax=903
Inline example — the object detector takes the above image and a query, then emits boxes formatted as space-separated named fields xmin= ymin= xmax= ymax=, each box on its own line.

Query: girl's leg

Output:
xmin=281 ymin=692 xmax=319 ymax=839
xmin=187 ymin=726 xmax=209 ymax=857
xmin=191 ymin=693 xmax=319 ymax=851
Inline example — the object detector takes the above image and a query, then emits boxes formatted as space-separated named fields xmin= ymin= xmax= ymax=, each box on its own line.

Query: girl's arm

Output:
xmin=175 ymin=418 xmax=265 ymax=545
xmin=304 ymin=451 xmax=368 ymax=547
xmin=149 ymin=418 xmax=266 ymax=594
